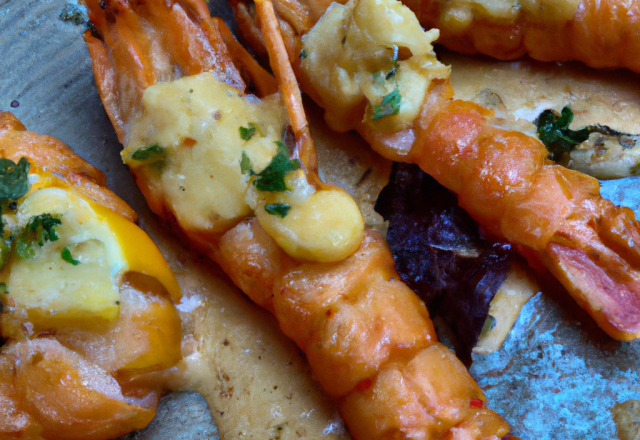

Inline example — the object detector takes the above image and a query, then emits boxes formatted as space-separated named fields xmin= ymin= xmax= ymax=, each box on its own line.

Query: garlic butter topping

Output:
xmin=246 ymin=169 xmax=365 ymax=263
xmin=125 ymin=72 xmax=365 ymax=263
xmin=124 ymin=72 xmax=287 ymax=234
xmin=0 ymin=166 xmax=180 ymax=333
xmin=300 ymin=0 xmax=450 ymax=132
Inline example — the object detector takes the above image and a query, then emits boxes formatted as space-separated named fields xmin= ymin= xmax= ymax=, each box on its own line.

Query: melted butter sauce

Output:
xmin=125 ymin=73 xmax=288 ymax=234
xmin=1 ymin=168 xmax=181 ymax=332
xmin=145 ymin=221 xmax=351 ymax=439
xmin=301 ymin=0 xmax=449 ymax=133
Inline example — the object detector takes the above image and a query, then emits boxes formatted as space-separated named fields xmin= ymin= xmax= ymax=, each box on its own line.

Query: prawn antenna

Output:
xmin=253 ymin=0 xmax=319 ymax=180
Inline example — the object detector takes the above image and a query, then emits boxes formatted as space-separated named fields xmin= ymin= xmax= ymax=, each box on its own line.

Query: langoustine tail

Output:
xmin=82 ymin=0 xmax=244 ymax=142
xmin=0 ymin=112 xmax=136 ymax=221
xmin=543 ymin=201 xmax=640 ymax=340
xmin=83 ymin=0 xmax=513 ymax=438
xmin=412 ymin=0 xmax=640 ymax=73
xmin=234 ymin=1 xmax=512 ymax=438
xmin=415 ymin=98 xmax=640 ymax=341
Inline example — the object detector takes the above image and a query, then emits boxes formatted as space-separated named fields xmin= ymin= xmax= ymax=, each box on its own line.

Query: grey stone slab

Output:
xmin=2 ymin=0 xmax=640 ymax=439
xmin=0 ymin=1 xmax=217 ymax=439
xmin=116 ymin=392 xmax=220 ymax=440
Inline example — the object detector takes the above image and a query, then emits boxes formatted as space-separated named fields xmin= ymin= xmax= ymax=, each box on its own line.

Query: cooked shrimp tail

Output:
xmin=83 ymin=0 xmax=243 ymax=142
xmin=82 ymin=0 xmax=513 ymax=438
xmin=412 ymin=0 xmax=640 ymax=73
xmin=231 ymin=0 xmax=640 ymax=341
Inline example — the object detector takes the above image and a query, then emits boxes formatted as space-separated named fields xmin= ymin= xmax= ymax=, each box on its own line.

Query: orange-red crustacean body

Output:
xmin=410 ymin=0 xmax=640 ymax=73
xmin=82 ymin=0 xmax=513 ymax=438
xmin=230 ymin=0 xmax=640 ymax=342
xmin=0 ymin=112 xmax=183 ymax=440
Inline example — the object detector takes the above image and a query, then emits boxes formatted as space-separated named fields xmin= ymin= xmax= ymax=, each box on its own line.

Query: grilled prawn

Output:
xmin=82 ymin=0 xmax=512 ymax=438
xmin=411 ymin=0 xmax=640 ymax=73
xmin=0 ymin=112 xmax=182 ymax=439
xmin=231 ymin=0 xmax=640 ymax=341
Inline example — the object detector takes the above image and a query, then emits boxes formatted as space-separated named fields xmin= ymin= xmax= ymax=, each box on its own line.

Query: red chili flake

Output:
xmin=183 ymin=137 xmax=197 ymax=147
xmin=355 ymin=379 xmax=373 ymax=393
xmin=469 ymin=398 xmax=484 ymax=409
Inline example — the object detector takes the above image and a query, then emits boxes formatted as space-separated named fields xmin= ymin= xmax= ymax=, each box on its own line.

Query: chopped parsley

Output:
xmin=300 ymin=49 xmax=308 ymax=60
xmin=372 ymin=88 xmax=401 ymax=121
xmin=0 ymin=282 xmax=7 ymax=294
xmin=536 ymin=105 xmax=640 ymax=160
xmin=0 ymin=157 xmax=30 ymax=203
xmin=240 ymin=151 xmax=252 ymax=174
xmin=536 ymin=106 xmax=593 ymax=161
xmin=0 ymin=240 xmax=10 ymax=271
xmin=251 ymin=141 xmax=300 ymax=192
xmin=16 ymin=214 xmax=62 ymax=260
xmin=131 ymin=144 xmax=165 ymax=161
xmin=239 ymin=123 xmax=258 ymax=141
xmin=265 ymin=203 xmax=291 ymax=218
xmin=61 ymin=246 xmax=81 ymax=266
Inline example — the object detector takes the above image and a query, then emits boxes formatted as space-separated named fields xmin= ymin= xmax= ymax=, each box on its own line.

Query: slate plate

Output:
xmin=0 ymin=1 xmax=220 ymax=438
xmin=2 ymin=0 xmax=640 ymax=439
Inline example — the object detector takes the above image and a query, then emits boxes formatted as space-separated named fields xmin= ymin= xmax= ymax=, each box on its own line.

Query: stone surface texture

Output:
xmin=2 ymin=0 xmax=640 ymax=439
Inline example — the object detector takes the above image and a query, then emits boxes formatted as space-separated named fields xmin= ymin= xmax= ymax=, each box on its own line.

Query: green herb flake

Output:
xmin=16 ymin=214 xmax=62 ymax=260
xmin=239 ymin=123 xmax=258 ymax=141
xmin=300 ymin=49 xmax=308 ymax=60
xmin=0 ymin=239 xmax=11 ymax=272
xmin=0 ymin=282 xmax=8 ymax=294
xmin=131 ymin=144 xmax=166 ymax=162
xmin=0 ymin=157 xmax=30 ymax=202
xmin=252 ymin=141 xmax=300 ymax=192
xmin=240 ymin=151 xmax=252 ymax=175
xmin=372 ymin=88 xmax=401 ymax=121
xmin=265 ymin=203 xmax=291 ymax=218
xmin=536 ymin=106 xmax=593 ymax=161
xmin=61 ymin=246 xmax=80 ymax=266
